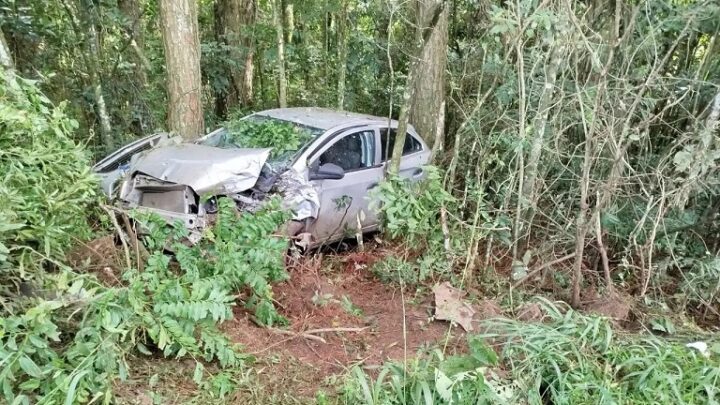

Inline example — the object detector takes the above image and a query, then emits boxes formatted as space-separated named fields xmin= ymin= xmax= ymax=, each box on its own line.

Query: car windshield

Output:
xmin=199 ymin=115 xmax=323 ymax=168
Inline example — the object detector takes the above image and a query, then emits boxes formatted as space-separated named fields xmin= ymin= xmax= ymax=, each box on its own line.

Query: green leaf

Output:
xmin=18 ymin=356 xmax=43 ymax=379
xmin=434 ymin=368 xmax=453 ymax=402
xmin=468 ymin=336 xmax=498 ymax=366
xmin=193 ymin=362 xmax=204 ymax=385
xmin=64 ymin=370 xmax=89 ymax=405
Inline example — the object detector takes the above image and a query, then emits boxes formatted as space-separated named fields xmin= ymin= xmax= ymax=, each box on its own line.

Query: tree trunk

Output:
xmin=516 ymin=43 xmax=565 ymax=255
xmin=215 ymin=0 xmax=256 ymax=117
xmin=272 ymin=0 xmax=287 ymax=107
xmin=283 ymin=1 xmax=294 ymax=44
xmin=409 ymin=1 xmax=448 ymax=149
xmin=118 ymin=0 xmax=149 ymax=86
xmin=336 ymin=0 xmax=348 ymax=110
xmin=388 ymin=1 xmax=445 ymax=174
xmin=61 ymin=0 xmax=114 ymax=151
xmin=159 ymin=0 xmax=204 ymax=140
xmin=0 ymin=28 xmax=13 ymax=70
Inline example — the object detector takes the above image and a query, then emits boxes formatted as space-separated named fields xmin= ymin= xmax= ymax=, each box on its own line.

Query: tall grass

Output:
xmin=345 ymin=298 xmax=720 ymax=404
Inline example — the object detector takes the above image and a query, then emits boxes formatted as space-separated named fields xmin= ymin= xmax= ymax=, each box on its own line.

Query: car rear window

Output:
xmin=379 ymin=128 xmax=423 ymax=161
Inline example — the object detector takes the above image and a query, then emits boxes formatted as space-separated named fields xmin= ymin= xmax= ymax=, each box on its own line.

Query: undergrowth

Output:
xmin=0 ymin=74 xmax=291 ymax=403
xmin=344 ymin=298 xmax=720 ymax=405
xmin=0 ymin=198 xmax=290 ymax=403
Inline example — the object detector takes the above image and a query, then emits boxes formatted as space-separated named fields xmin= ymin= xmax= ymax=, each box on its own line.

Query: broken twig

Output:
xmin=267 ymin=327 xmax=327 ymax=344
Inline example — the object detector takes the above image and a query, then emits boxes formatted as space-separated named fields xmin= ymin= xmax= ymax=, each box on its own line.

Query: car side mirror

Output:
xmin=309 ymin=163 xmax=345 ymax=180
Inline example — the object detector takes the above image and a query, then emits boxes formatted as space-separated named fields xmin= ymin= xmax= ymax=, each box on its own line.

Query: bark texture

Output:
xmin=272 ymin=0 xmax=287 ymax=107
xmin=62 ymin=0 xmax=114 ymax=151
xmin=389 ymin=1 xmax=445 ymax=174
xmin=336 ymin=0 xmax=348 ymax=110
xmin=119 ymin=0 xmax=150 ymax=86
xmin=215 ymin=0 xmax=255 ymax=116
xmin=160 ymin=0 xmax=204 ymax=140
xmin=0 ymin=28 xmax=13 ymax=69
xmin=409 ymin=0 xmax=448 ymax=148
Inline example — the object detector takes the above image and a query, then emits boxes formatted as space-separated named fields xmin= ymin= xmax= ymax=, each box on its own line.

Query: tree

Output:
xmin=388 ymin=1 xmax=446 ymax=174
xmin=159 ymin=0 xmax=204 ymax=140
xmin=118 ymin=0 xmax=151 ymax=87
xmin=215 ymin=0 xmax=256 ymax=117
xmin=409 ymin=0 xmax=448 ymax=153
xmin=336 ymin=0 xmax=348 ymax=109
xmin=272 ymin=0 xmax=288 ymax=107
xmin=61 ymin=0 xmax=114 ymax=152
xmin=0 ymin=28 xmax=12 ymax=70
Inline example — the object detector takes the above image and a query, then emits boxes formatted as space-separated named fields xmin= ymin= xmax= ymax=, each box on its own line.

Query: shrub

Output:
xmin=0 ymin=72 xmax=293 ymax=403
xmin=0 ymin=73 xmax=98 ymax=289
xmin=0 ymin=198 xmax=290 ymax=403
xmin=372 ymin=166 xmax=454 ymax=246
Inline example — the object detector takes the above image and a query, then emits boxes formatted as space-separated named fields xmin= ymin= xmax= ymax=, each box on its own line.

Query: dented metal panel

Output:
xmin=128 ymin=145 xmax=272 ymax=195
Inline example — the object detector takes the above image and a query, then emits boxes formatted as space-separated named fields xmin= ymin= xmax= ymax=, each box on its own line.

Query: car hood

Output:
xmin=128 ymin=144 xmax=272 ymax=195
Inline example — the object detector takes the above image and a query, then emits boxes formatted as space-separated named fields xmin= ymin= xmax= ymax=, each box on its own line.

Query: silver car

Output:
xmin=94 ymin=107 xmax=430 ymax=246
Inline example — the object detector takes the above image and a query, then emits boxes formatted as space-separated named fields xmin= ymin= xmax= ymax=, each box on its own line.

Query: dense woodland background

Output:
xmin=1 ymin=0 xmax=720 ymax=403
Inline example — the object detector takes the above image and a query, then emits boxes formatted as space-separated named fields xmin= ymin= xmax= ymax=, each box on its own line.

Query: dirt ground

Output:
xmin=223 ymin=247 xmax=467 ymax=398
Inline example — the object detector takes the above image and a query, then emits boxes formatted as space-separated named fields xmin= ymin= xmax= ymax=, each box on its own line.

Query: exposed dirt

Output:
xmin=223 ymin=248 xmax=467 ymax=397
xmin=66 ymin=234 xmax=126 ymax=285
xmin=583 ymin=289 xmax=633 ymax=321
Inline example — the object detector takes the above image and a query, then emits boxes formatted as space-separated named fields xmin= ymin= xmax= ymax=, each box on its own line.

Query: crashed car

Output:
xmin=93 ymin=107 xmax=430 ymax=246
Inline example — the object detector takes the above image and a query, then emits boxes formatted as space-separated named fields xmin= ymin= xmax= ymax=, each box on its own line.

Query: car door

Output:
xmin=307 ymin=127 xmax=383 ymax=243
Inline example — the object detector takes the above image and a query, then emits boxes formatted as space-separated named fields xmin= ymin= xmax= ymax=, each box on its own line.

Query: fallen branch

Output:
xmin=512 ymin=253 xmax=576 ymax=289
xmin=304 ymin=327 xmax=367 ymax=334
xmin=266 ymin=327 xmax=327 ymax=344
xmin=264 ymin=326 xmax=368 ymax=347
xmin=100 ymin=204 xmax=132 ymax=270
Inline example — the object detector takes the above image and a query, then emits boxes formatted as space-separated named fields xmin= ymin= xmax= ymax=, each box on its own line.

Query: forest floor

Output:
xmin=76 ymin=233 xmax=654 ymax=404
xmin=110 ymin=240 xmax=648 ymax=404
xmin=113 ymin=243 xmax=471 ymax=404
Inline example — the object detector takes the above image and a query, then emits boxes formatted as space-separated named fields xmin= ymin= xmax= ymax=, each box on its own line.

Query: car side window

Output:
xmin=318 ymin=130 xmax=375 ymax=172
xmin=380 ymin=128 xmax=422 ymax=161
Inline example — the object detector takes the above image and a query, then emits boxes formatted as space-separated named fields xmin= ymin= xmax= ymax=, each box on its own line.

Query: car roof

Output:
xmin=254 ymin=107 xmax=400 ymax=131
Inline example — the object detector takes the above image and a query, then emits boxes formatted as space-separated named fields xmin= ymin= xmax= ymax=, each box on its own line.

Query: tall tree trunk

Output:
xmin=118 ymin=0 xmax=149 ymax=86
xmin=409 ymin=1 xmax=448 ymax=150
xmin=62 ymin=0 xmax=114 ymax=152
xmin=388 ymin=1 xmax=445 ymax=174
xmin=272 ymin=0 xmax=287 ymax=107
xmin=283 ymin=1 xmax=294 ymax=44
xmin=215 ymin=0 xmax=256 ymax=118
xmin=159 ymin=0 xmax=204 ymax=140
xmin=336 ymin=0 xmax=348 ymax=110
xmin=0 ymin=28 xmax=13 ymax=70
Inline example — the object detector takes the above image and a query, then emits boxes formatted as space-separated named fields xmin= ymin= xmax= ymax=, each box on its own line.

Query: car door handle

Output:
xmin=367 ymin=182 xmax=379 ymax=190
xmin=412 ymin=168 xmax=423 ymax=178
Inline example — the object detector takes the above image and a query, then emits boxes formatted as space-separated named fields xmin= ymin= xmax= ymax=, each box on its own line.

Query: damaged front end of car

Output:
xmin=94 ymin=134 xmax=319 ymax=243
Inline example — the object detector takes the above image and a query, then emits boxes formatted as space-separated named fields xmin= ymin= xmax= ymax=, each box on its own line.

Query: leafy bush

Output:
xmin=0 ymin=73 xmax=97 ymax=286
xmin=0 ymin=197 xmax=290 ymax=403
xmin=223 ymin=116 xmax=314 ymax=161
xmin=372 ymin=247 xmax=453 ymax=286
xmin=373 ymin=166 xmax=455 ymax=246
xmin=134 ymin=197 xmax=290 ymax=328
xmin=678 ymin=255 xmax=720 ymax=312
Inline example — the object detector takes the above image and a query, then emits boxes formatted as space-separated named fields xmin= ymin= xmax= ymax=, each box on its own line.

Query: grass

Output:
xmin=342 ymin=297 xmax=720 ymax=405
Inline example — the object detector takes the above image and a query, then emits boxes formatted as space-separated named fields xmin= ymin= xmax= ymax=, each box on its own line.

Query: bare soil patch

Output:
xmin=223 ymin=248 xmax=467 ymax=397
